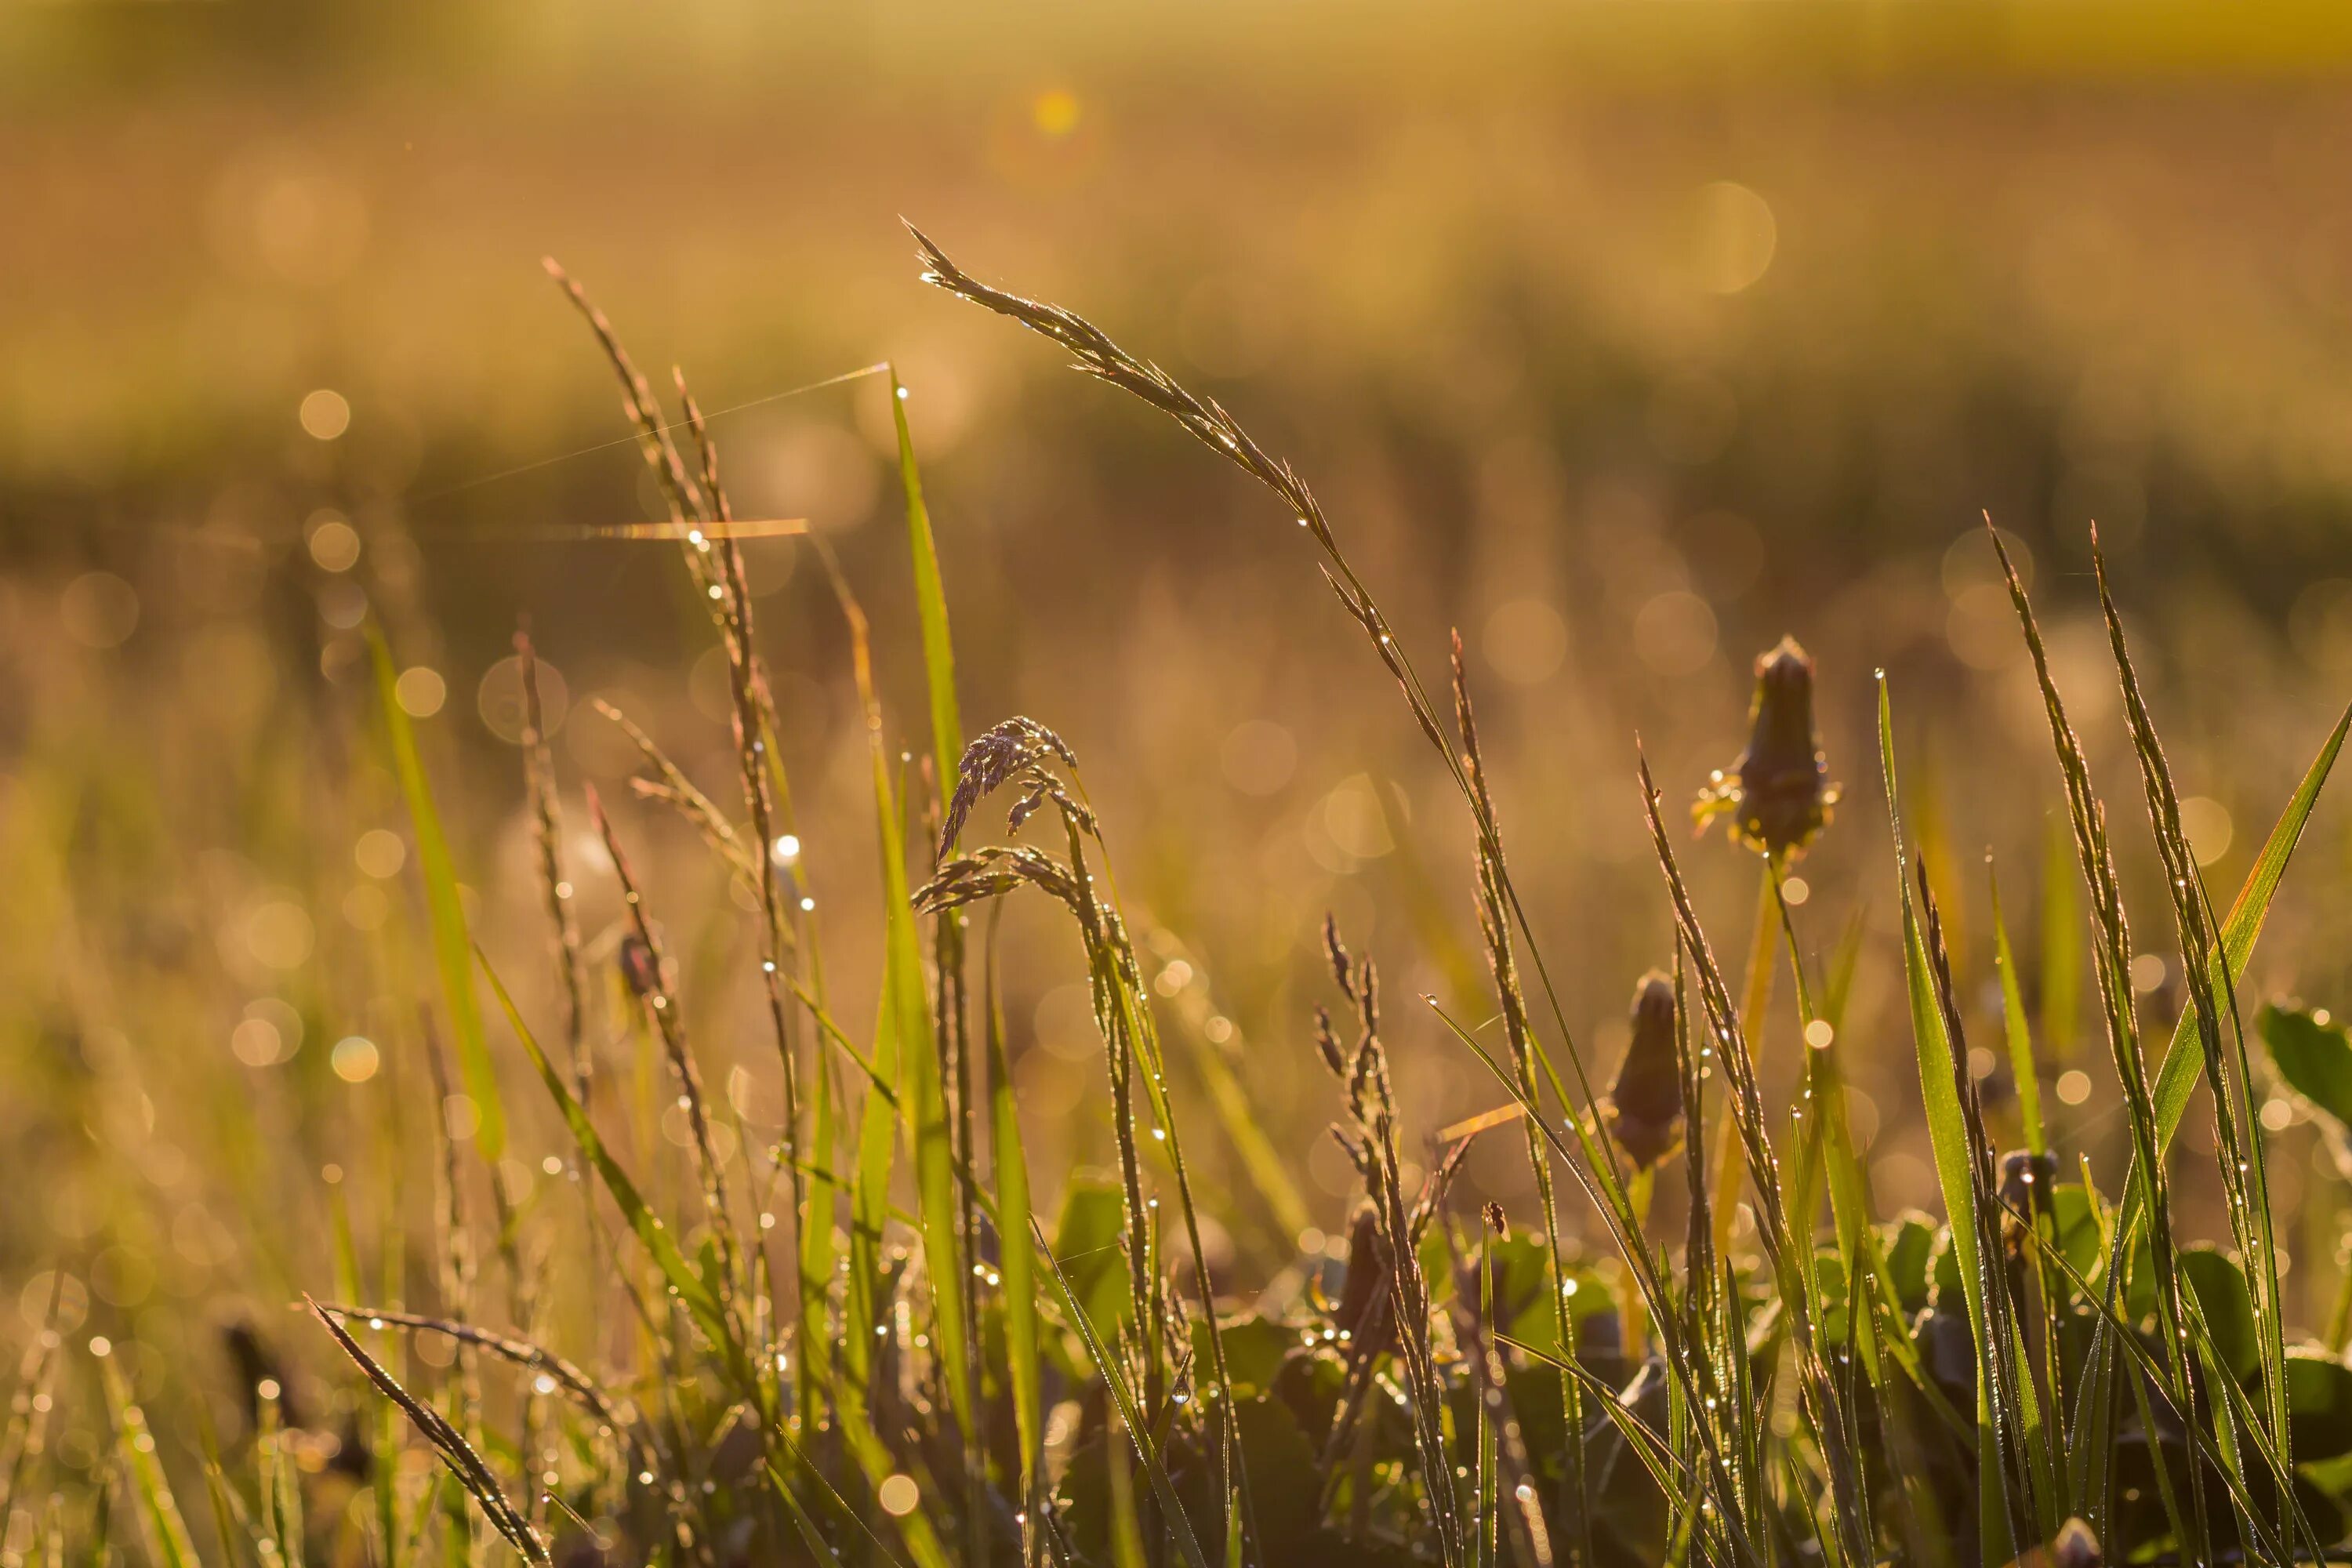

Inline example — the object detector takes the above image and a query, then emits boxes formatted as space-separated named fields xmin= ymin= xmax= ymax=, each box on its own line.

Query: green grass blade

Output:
xmin=798 ymin=1033 xmax=840 ymax=1432
xmin=370 ymin=627 xmax=506 ymax=1161
xmin=1031 ymin=1217 xmax=1213 ymax=1568
xmin=1991 ymin=866 xmax=2045 ymax=1156
xmin=984 ymin=916 xmax=1044 ymax=1504
xmin=2086 ymin=702 xmax=2352 ymax=1490
xmin=476 ymin=946 xmax=743 ymax=1381
xmin=2094 ymin=539 xmax=2304 ymax=1543
xmin=844 ymin=981 xmax=898 ymax=1389
xmin=101 ymin=1355 xmax=198 ymax=1568
xmin=763 ymin=1462 xmax=851 ymax=1566
xmin=1881 ymin=677 xmax=2040 ymax=1556
xmin=891 ymin=364 xmax=964 ymax=785
xmin=2039 ymin=815 xmax=2081 ymax=1069
xmin=2145 ymin=702 xmax=2350 ymax=1160
xmin=873 ymin=738 xmax=974 ymax=1440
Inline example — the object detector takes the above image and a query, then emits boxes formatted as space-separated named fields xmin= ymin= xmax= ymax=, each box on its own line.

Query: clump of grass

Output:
xmin=11 ymin=228 xmax=2352 ymax=1568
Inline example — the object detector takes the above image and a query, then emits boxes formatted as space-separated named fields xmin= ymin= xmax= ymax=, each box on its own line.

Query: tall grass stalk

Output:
xmin=916 ymin=222 xmax=1786 ymax=1566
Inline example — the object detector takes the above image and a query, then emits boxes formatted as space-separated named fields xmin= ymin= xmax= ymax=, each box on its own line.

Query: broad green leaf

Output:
xmin=1884 ymin=1214 xmax=1937 ymax=1316
xmin=2180 ymin=1246 xmax=2259 ymax=1383
xmin=2274 ymin=1351 xmax=2352 ymax=1463
xmin=2257 ymin=1004 xmax=2352 ymax=1131
xmin=370 ymin=629 xmax=504 ymax=1160
xmin=2048 ymin=1184 xmax=2103 ymax=1283
xmin=1053 ymin=1178 xmax=1132 ymax=1344
xmin=1189 ymin=1316 xmax=1295 ymax=1399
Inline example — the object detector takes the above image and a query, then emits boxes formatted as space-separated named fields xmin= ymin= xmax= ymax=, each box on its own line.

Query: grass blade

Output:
xmin=984 ymin=912 xmax=1044 ymax=1512
xmin=308 ymin=1300 xmax=549 ymax=1566
xmin=476 ymin=946 xmax=746 ymax=1385
xmin=1991 ymin=865 xmax=2045 ymax=1156
xmin=1031 ymin=1218 xmax=1212 ymax=1568
xmin=1882 ymin=676 xmax=2053 ymax=1556
xmin=891 ymin=363 xmax=964 ymax=787
xmin=370 ymin=627 xmax=506 ymax=1160
xmin=100 ymin=1353 xmax=198 ymax=1568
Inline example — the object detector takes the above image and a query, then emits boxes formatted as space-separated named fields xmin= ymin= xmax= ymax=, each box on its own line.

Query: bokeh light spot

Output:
xmin=1692 ymin=182 xmax=1777 ymax=295
xmin=477 ymin=654 xmax=567 ymax=744
xmin=1483 ymin=599 xmax=1568 ymax=685
xmin=299 ymin=388 xmax=351 ymax=441
xmin=332 ymin=1036 xmax=381 ymax=1083
xmin=354 ymin=828 xmax=407 ymax=880
xmin=395 ymin=666 xmax=447 ymax=717
xmin=2179 ymin=795 xmax=2233 ymax=866
xmin=1219 ymin=719 xmax=1297 ymax=797
xmin=306 ymin=511 xmax=361 ymax=572
xmin=1032 ymin=89 xmax=1080 ymax=138
xmin=244 ymin=902 xmax=314 ymax=971
xmin=1632 ymin=590 xmax=1719 ymax=675
xmin=61 ymin=572 xmax=140 ymax=649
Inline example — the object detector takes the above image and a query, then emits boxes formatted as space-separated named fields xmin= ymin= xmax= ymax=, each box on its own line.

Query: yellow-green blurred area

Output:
xmin=14 ymin=0 xmax=2352 ymax=1392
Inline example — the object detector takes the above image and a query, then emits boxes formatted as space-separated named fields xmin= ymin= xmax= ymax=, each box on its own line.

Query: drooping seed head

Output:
xmin=1694 ymin=635 xmax=1839 ymax=858
xmin=1601 ymin=969 xmax=1682 ymax=1171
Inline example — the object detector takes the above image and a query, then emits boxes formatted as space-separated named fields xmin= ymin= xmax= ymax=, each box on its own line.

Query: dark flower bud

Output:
xmin=1998 ymin=1149 xmax=2057 ymax=1264
xmin=1998 ymin=1149 xmax=2056 ymax=1223
xmin=2051 ymin=1519 xmax=2103 ymax=1568
xmin=2005 ymin=1519 xmax=2103 ymax=1568
xmin=1695 ymin=635 xmax=1839 ymax=858
xmin=617 ymin=934 xmax=662 ymax=1001
xmin=1601 ymin=970 xmax=1682 ymax=1172
xmin=1330 ymin=1203 xmax=1394 ymax=1361
xmin=1916 ymin=1305 xmax=1976 ymax=1409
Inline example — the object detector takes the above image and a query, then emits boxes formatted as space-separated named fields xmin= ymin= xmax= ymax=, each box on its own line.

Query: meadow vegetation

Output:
xmin=12 ymin=224 xmax=2352 ymax=1568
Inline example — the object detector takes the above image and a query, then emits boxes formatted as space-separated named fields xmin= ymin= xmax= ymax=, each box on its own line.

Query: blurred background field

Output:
xmin=13 ymin=0 xmax=2352 ymax=1477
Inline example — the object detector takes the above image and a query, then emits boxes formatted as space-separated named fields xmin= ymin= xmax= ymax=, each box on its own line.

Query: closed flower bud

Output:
xmin=1330 ymin=1203 xmax=1394 ymax=1360
xmin=1999 ymin=1149 xmax=2057 ymax=1263
xmin=1695 ymin=635 xmax=1839 ymax=858
xmin=2051 ymin=1519 xmax=2103 ymax=1568
xmin=2004 ymin=1519 xmax=2102 ymax=1568
xmin=1998 ymin=1149 xmax=2056 ymax=1224
xmin=617 ymin=934 xmax=661 ymax=1001
xmin=1601 ymin=970 xmax=1682 ymax=1171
